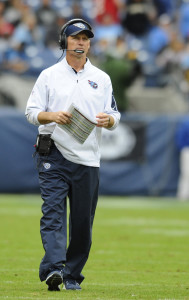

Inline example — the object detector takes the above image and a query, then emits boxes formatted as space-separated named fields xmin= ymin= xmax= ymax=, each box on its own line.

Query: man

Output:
xmin=25 ymin=18 xmax=120 ymax=291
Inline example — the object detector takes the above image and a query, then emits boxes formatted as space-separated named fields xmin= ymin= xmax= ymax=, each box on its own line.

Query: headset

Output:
xmin=59 ymin=18 xmax=93 ymax=50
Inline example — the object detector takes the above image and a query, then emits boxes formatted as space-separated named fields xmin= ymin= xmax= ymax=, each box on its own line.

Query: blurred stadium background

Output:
xmin=1 ymin=0 xmax=189 ymax=198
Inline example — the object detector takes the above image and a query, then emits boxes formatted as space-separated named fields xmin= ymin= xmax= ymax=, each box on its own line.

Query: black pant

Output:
xmin=37 ymin=145 xmax=99 ymax=283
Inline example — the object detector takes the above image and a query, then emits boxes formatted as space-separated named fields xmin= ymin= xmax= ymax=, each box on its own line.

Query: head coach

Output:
xmin=25 ymin=18 xmax=120 ymax=291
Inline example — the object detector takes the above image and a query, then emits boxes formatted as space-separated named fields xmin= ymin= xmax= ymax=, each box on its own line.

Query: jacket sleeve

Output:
xmin=103 ymin=75 xmax=121 ymax=130
xmin=25 ymin=71 xmax=49 ymax=126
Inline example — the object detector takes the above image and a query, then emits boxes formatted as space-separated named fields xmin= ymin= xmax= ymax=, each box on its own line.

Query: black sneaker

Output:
xmin=63 ymin=279 xmax=81 ymax=290
xmin=46 ymin=270 xmax=63 ymax=291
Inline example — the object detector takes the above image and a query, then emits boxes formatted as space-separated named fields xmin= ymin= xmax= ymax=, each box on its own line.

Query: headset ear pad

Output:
xmin=59 ymin=29 xmax=67 ymax=50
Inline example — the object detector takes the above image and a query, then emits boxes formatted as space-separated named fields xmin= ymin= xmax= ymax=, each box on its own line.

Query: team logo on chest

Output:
xmin=88 ymin=80 xmax=98 ymax=89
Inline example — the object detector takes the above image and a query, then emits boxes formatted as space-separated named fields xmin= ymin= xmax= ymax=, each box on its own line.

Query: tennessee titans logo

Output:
xmin=43 ymin=163 xmax=51 ymax=170
xmin=88 ymin=80 xmax=98 ymax=89
xmin=74 ymin=23 xmax=86 ymax=29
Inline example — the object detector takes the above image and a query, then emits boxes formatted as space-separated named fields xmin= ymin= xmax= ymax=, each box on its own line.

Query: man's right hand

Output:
xmin=38 ymin=111 xmax=72 ymax=125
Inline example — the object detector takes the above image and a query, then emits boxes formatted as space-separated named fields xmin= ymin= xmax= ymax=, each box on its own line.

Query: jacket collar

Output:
xmin=62 ymin=57 xmax=91 ymax=73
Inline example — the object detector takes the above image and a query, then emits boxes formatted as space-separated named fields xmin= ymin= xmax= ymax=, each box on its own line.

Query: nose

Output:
xmin=78 ymin=38 xmax=84 ymax=44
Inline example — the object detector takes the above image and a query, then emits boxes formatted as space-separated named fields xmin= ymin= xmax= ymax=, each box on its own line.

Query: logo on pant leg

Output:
xmin=43 ymin=162 xmax=51 ymax=170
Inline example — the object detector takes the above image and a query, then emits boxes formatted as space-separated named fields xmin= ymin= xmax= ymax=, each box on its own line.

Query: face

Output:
xmin=67 ymin=33 xmax=90 ymax=55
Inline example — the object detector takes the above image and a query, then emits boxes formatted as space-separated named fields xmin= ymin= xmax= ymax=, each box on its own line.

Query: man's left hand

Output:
xmin=96 ymin=113 xmax=113 ymax=128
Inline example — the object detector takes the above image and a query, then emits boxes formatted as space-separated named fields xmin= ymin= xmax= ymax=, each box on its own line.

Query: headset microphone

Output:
xmin=64 ymin=49 xmax=85 ymax=53
xmin=74 ymin=50 xmax=84 ymax=53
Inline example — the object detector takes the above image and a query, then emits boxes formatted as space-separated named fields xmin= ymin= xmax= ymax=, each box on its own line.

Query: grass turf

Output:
xmin=0 ymin=194 xmax=189 ymax=299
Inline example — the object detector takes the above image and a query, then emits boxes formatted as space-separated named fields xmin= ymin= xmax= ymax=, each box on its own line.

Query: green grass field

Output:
xmin=0 ymin=195 xmax=189 ymax=300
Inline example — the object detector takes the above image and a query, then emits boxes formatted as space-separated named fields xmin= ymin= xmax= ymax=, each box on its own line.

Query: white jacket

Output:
xmin=25 ymin=57 xmax=120 ymax=167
